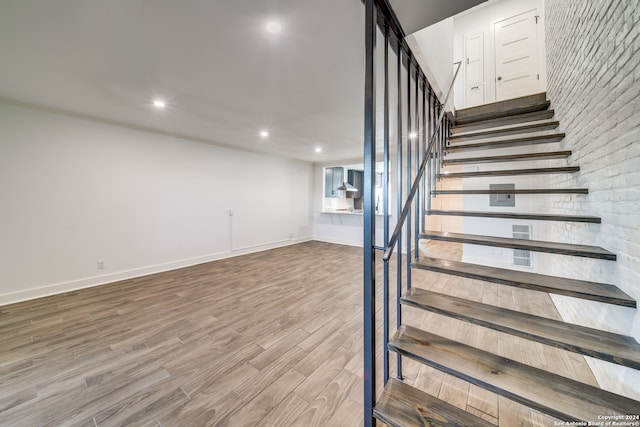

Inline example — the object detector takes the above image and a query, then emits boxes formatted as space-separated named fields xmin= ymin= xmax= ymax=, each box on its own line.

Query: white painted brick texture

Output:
xmin=541 ymin=0 xmax=640 ymax=399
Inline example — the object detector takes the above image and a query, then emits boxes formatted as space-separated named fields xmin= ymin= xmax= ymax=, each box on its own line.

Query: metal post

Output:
xmin=382 ymin=23 xmax=390 ymax=386
xmin=414 ymin=67 xmax=419 ymax=260
xmin=363 ymin=0 xmax=376 ymax=424
xmin=436 ymin=103 xmax=442 ymax=183
xmin=434 ymin=99 xmax=439 ymax=194
xmin=421 ymin=80 xmax=426 ymax=236
xmin=406 ymin=56 xmax=412 ymax=291
xmin=395 ymin=39 xmax=403 ymax=381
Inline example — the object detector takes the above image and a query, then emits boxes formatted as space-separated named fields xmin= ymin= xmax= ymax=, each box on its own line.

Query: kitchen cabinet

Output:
xmin=324 ymin=166 xmax=344 ymax=197
xmin=347 ymin=169 xmax=364 ymax=195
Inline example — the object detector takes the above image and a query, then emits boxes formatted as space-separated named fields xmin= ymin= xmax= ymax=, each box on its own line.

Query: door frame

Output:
xmin=489 ymin=5 xmax=547 ymax=102
xmin=464 ymin=31 xmax=485 ymax=107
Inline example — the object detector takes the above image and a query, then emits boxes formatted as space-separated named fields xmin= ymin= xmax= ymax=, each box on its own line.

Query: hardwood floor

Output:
xmin=0 ymin=241 xmax=598 ymax=426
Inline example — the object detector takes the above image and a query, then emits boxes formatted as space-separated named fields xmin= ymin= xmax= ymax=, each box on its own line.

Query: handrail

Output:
xmin=383 ymin=61 xmax=462 ymax=262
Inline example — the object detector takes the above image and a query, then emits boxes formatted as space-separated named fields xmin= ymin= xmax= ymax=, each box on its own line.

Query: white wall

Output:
xmin=540 ymin=0 xmax=640 ymax=400
xmin=407 ymin=17 xmax=455 ymax=108
xmin=0 ymin=101 xmax=314 ymax=305
xmin=453 ymin=0 xmax=545 ymax=109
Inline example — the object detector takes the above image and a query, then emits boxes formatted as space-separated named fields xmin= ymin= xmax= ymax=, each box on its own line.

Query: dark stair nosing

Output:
xmin=401 ymin=288 xmax=640 ymax=369
xmin=412 ymin=257 xmax=635 ymax=307
xmin=449 ymin=121 xmax=559 ymax=142
xmin=442 ymin=150 xmax=572 ymax=165
xmin=438 ymin=166 xmax=579 ymax=179
xmin=427 ymin=209 xmax=601 ymax=223
xmin=454 ymin=93 xmax=550 ymax=125
xmin=452 ymin=109 xmax=555 ymax=134
xmin=389 ymin=325 xmax=640 ymax=422
xmin=419 ymin=231 xmax=616 ymax=260
xmin=445 ymin=133 xmax=565 ymax=153
xmin=433 ymin=188 xmax=588 ymax=195
xmin=454 ymin=101 xmax=551 ymax=125
xmin=374 ymin=378 xmax=496 ymax=427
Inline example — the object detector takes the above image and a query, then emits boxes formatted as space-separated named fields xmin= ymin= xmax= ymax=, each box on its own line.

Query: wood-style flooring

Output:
xmin=0 ymin=241 xmax=598 ymax=426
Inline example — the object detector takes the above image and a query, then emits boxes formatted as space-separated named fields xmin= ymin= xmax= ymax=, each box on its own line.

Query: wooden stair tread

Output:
xmin=434 ymin=189 xmax=588 ymax=195
xmin=412 ymin=257 xmax=635 ymax=307
xmin=419 ymin=231 xmax=616 ymax=260
xmin=427 ymin=209 xmax=601 ymax=223
xmin=442 ymin=151 xmax=572 ymax=165
xmin=438 ymin=166 xmax=579 ymax=179
xmin=452 ymin=110 xmax=555 ymax=134
xmin=445 ymin=133 xmax=565 ymax=153
xmin=388 ymin=325 xmax=640 ymax=421
xmin=374 ymin=378 xmax=495 ymax=427
xmin=454 ymin=93 xmax=550 ymax=125
xmin=449 ymin=121 xmax=559 ymax=142
xmin=402 ymin=288 xmax=640 ymax=369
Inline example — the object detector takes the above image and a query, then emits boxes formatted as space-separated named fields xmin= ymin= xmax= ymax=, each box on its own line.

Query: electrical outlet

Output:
xmin=97 ymin=260 xmax=105 ymax=270
xmin=289 ymin=232 xmax=293 ymax=239
xmin=229 ymin=208 xmax=235 ymax=216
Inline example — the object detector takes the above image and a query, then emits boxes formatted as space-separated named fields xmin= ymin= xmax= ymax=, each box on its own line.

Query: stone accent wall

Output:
xmin=542 ymin=0 xmax=640 ymax=399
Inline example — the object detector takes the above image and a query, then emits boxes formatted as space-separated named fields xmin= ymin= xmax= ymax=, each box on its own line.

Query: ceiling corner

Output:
xmin=387 ymin=0 xmax=488 ymax=35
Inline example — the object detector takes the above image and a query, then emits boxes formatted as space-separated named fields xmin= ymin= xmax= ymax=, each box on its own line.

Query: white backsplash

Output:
xmin=324 ymin=193 xmax=354 ymax=211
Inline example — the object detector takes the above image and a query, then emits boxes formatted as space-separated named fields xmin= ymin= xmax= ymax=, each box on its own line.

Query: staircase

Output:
xmin=374 ymin=94 xmax=640 ymax=426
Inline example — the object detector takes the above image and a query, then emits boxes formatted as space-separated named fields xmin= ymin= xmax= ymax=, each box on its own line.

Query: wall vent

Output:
xmin=513 ymin=224 xmax=532 ymax=267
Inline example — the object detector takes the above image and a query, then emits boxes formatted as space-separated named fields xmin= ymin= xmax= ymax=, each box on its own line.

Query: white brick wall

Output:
xmin=542 ymin=0 xmax=640 ymax=399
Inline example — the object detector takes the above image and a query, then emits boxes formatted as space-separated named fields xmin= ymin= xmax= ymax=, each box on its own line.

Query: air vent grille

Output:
xmin=513 ymin=224 xmax=532 ymax=267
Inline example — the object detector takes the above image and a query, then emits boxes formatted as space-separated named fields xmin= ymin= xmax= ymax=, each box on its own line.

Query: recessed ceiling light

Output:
xmin=260 ymin=130 xmax=269 ymax=138
xmin=315 ymin=147 xmax=322 ymax=153
xmin=266 ymin=21 xmax=282 ymax=34
xmin=153 ymin=100 xmax=166 ymax=108
xmin=409 ymin=132 xmax=417 ymax=139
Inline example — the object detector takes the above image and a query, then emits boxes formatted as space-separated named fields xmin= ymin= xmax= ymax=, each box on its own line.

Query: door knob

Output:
xmin=497 ymin=76 xmax=502 ymax=81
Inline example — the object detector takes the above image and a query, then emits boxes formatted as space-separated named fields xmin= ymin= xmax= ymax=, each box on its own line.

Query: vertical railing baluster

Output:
xmin=363 ymin=0 xmax=376 ymax=424
xmin=414 ymin=67 xmax=420 ymax=261
xmin=406 ymin=56 xmax=412 ymax=291
xmin=420 ymin=80 xmax=428 ymax=231
xmin=382 ymin=23 xmax=390 ymax=386
xmin=395 ymin=39 xmax=403 ymax=381
xmin=440 ymin=103 xmax=445 ymax=178
xmin=431 ymin=93 xmax=437 ymax=198
xmin=436 ymin=103 xmax=442 ymax=185
xmin=426 ymin=90 xmax=432 ymax=213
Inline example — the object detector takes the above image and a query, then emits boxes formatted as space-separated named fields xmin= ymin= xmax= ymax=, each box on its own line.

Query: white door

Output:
xmin=465 ymin=32 xmax=484 ymax=107
xmin=494 ymin=9 xmax=540 ymax=101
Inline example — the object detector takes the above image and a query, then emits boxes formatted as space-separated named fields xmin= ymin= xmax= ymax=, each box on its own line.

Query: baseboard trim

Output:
xmin=0 ymin=236 xmax=312 ymax=307
xmin=313 ymin=236 xmax=363 ymax=248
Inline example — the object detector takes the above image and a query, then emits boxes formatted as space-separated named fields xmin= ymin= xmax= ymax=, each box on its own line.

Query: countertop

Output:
xmin=320 ymin=209 xmax=390 ymax=216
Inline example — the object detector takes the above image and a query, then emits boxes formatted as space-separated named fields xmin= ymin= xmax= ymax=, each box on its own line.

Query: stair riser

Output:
xmin=449 ymin=122 xmax=559 ymax=142
xmin=452 ymin=110 xmax=555 ymax=134
xmin=419 ymin=235 xmax=616 ymax=260
xmin=374 ymin=379 xmax=496 ymax=427
xmin=427 ymin=211 xmax=601 ymax=223
xmin=443 ymin=151 xmax=572 ymax=165
xmin=389 ymin=325 xmax=640 ymax=421
xmin=455 ymin=97 xmax=550 ymax=125
xmin=400 ymin=297 xmax=637 ymax=369
xmin=388 ymin=344 xmax=581 ymax=423
xmin=438 ymin=167 xmax=579 ymax=179
xmin=445 ymin=135 xmax=564 ymax=153
xmin=434 ymin=189 xmax=589 ymax=195
xmin=412 ymin=263 xmax=635 ymax=307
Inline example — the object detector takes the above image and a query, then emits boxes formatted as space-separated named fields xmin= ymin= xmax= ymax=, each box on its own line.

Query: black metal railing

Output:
xmin=362 ymin=0 xmax=461 ymax=424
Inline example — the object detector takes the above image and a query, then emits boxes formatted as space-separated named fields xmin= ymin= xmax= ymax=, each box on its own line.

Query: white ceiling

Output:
xmin=389 ymin=0 xmax=487 ymax=35
xmin=0 ymin=1 xmax=480 ymax=163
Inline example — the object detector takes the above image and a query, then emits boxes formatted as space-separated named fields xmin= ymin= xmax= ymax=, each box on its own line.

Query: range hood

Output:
xmin=337 ymin=182 xmax=358 ymax=192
